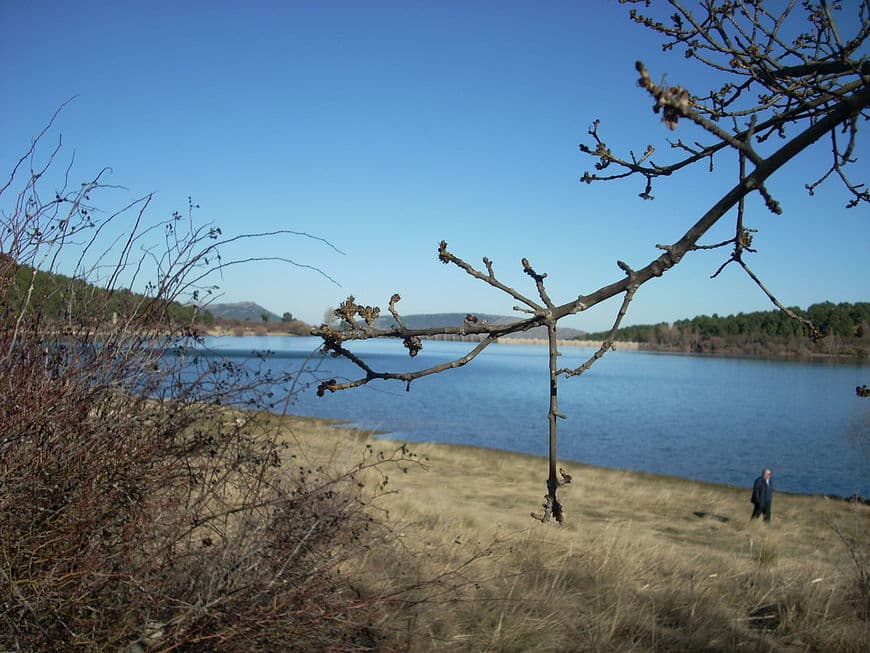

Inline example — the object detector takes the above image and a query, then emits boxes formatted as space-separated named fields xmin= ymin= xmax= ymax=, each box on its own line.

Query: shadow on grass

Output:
xmin=693 ymin=510 xmax=730 ymax=523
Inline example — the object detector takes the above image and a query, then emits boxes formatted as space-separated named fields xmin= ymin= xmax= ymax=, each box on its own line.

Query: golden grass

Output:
xmin=265 ymin=413 xmax=869 ymax=652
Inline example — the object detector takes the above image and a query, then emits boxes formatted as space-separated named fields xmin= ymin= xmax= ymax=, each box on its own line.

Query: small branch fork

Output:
xmin=314 ymin=245 xmax=581 ymax=524
xmin=314 ymin=1 xmax=868 ymax=525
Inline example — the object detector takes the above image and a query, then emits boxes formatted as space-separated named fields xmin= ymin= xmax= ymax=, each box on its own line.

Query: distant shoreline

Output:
xmin=495 ymin=337 xmax=639 ymax=349
xmin=202 ymin=329 xmax=637 ymax=350
xmin=200 ymin=330 xmax=863 ymax=362
xmin=282 ymin=413 xmax=868 ymax=504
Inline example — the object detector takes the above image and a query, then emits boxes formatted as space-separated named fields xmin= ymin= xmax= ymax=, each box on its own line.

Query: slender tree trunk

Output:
xmin=546 ymin=320 xmax=563 ymax=523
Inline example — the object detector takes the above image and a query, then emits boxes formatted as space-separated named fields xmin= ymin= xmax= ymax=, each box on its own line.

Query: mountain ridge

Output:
xmin=203 ymin=302 xmax=283 ymax=323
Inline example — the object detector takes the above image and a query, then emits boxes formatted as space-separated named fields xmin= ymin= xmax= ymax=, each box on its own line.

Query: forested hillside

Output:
xmin=0 ymin=255 xmax=207 ymax=328
xmin=580 ymin=302 xmax=868 ymax=359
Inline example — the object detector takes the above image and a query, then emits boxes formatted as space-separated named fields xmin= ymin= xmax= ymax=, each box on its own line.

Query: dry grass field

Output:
xmin=266 ymin=412 xmax=869 ymax=652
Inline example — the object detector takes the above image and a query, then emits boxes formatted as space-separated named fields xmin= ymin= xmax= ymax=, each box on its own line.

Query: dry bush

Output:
xmin=0 ymin=386 xmax=405 ymax=650
xmin=0 ymin=126 xmax=437 ymax=651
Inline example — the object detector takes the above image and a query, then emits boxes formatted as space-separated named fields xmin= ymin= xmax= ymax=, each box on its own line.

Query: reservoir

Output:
xmin=197 ymin=336 xmax=869 ymax=498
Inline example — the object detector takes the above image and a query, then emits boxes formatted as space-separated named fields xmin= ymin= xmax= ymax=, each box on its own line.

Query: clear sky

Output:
xmin=1 ymin=1 xmax=866 ymax=331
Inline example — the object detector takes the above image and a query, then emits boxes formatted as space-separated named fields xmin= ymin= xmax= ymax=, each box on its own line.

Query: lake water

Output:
xmin=198 ymin=336 xmax=869 ymax=498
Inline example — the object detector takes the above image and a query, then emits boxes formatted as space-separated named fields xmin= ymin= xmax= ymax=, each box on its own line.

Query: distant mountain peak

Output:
xmin=204 ymin=302 xmax=283 ymax=322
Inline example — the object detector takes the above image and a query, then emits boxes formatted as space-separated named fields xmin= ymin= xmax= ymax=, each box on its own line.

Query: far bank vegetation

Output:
xmin=582 ymin=302 xmax=869 ymax=360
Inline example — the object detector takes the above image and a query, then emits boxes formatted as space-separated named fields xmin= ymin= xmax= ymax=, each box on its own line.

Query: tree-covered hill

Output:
xmin=204 ymin=302 xmax=283 ymax=323
xmin=580 ymin=302 xmax=868 ymax=359
xmin=202 ymin=302 xmax=311 ymax=335
xmin=0 ymin=255 xmax=208 ymax=328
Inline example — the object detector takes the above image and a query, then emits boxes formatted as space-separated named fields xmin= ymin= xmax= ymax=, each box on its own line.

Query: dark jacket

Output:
xmin=751 ymin=476 xmax=773 ymax=506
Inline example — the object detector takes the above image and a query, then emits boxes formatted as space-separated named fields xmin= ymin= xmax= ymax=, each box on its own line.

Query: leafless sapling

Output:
xmin=314 ymin=0 xmax=868 ymax=523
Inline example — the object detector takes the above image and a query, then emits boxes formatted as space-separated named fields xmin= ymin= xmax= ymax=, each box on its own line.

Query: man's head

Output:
xmin=762 ymin=468 xmax=772 ymax=480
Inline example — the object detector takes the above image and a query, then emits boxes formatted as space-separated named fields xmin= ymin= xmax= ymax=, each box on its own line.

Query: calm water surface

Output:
xmin=200 ymin=336 xmax=869 ymax=497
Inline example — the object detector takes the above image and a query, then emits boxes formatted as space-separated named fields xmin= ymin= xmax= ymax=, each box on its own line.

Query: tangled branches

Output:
xmin=0 ymin=117 xmax=436 ymax=651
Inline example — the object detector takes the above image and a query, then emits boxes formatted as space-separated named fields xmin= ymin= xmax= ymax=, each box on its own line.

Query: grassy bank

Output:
xmin=267 ymin=413 xmax=868 ymax=652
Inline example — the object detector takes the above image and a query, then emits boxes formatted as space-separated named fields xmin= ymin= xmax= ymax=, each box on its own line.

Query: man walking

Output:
xmin=750 ymin=468 xmax=773 ymax=523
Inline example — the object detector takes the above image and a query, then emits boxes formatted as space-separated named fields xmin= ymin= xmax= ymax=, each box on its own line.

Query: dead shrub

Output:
xmin=0 ymin=126 xmax=423 ymax=651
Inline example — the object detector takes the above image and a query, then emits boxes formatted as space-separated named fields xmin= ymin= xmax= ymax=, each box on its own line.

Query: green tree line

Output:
xmin=580 ymin=302 xmax=869 ymax=358
xmin=0 ymin=256 xmax=212 ymax=328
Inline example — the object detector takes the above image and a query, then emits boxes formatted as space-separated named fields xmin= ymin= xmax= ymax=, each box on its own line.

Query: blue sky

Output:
xmin=1 ymin=1 xmax=866 ymax=331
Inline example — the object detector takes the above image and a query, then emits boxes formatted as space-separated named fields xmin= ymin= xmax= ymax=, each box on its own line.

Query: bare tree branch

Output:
xmin=314 ymin=1 xmax=869 ymax=523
